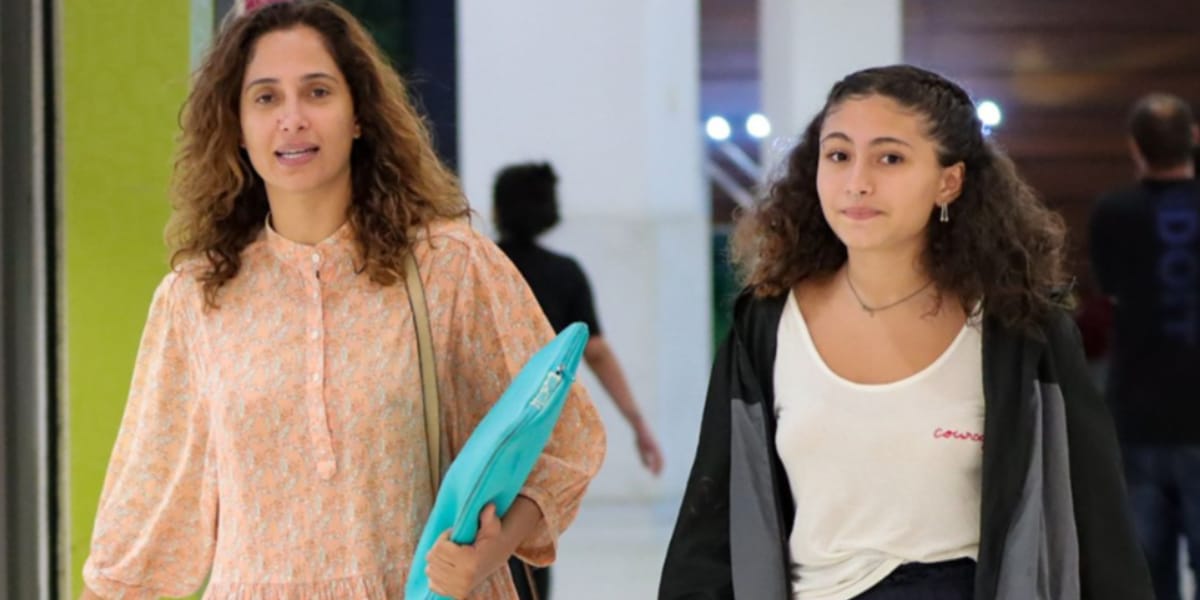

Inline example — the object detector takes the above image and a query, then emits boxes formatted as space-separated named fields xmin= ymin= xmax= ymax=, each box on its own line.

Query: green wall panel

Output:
xmin=63 ymin=2 xmax=193 ymax=596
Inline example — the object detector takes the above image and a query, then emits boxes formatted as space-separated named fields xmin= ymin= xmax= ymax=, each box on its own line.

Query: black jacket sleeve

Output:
xmin=1047 ymin=312 xmax=1154 ymax=600
xmin=659 ymin=332 xmax=737 ymax=599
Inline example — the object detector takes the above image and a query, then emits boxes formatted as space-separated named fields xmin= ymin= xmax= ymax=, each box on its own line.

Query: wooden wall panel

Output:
xmin=904 ymin=0 xmax=1200 ymax=289
xmin=906 ymin=1 xmax=1200 ymax=33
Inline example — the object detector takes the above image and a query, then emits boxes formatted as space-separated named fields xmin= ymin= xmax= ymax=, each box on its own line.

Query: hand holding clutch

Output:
xmin=425 ymin=498 xmax=544 ymax=599
xmin=405 ymin=322 xmax=590 ymax=599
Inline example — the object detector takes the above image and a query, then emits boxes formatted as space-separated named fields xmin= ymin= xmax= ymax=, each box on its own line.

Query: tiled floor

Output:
xmin=549 ymin=498 xmax=677 ymax=599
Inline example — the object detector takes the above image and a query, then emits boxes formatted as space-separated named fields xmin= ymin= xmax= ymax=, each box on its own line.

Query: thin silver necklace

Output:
xmin=845 ymin=270 xmax=935 ymax=317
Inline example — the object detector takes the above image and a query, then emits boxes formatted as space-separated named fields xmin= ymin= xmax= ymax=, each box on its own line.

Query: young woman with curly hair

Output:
xmin=80 ymin=2 xmax=604 ymax=599
xmin=660 ymin=65 xmax=1151 ymax=600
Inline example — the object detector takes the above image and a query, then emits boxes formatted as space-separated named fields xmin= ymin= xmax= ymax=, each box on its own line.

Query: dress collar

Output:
xmin=261 ymin=214 xmax=358 ymax=279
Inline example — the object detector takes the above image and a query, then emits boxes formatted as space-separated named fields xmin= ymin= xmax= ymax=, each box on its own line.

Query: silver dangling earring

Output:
xmin=939 ymin=203 xmax=950 ymax=223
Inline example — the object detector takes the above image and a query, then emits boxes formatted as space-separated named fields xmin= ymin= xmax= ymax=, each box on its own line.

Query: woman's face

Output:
xmin=815 ymin=93 xmax=964 ymax=255
xmin=240 ymin=25 xmax=359 ymax=203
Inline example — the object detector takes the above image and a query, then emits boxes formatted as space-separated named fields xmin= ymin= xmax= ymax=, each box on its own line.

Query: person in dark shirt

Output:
xmin=1090 ymin=92 xmax=1200 ymax=600
xmin=492 ymin=162 xmax=664 ymax=599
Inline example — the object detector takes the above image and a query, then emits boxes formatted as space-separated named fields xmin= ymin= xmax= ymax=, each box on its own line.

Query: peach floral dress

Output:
xmin=83 ymin=219 xmax=606 ymax=599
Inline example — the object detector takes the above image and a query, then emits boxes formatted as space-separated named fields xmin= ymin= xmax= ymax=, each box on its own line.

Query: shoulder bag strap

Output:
xmin=404 ymin=252 xmax=441 ymax=495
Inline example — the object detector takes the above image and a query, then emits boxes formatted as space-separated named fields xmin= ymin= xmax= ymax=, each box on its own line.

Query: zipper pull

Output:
xmin=531 ymin=368 xmax=564 ymax=409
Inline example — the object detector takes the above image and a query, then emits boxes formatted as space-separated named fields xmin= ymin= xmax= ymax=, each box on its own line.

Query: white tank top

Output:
xmin=774 ymin=291 xmax=984 ymax=600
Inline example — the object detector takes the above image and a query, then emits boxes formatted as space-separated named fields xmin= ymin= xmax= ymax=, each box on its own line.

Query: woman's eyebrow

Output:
xmin=243 ymin=72 xmax=338 ymax=91
xmin=820 ymin=132 xmax=913 ymax=148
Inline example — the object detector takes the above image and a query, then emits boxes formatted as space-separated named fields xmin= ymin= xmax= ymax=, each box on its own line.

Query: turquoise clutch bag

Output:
xmin=405 ymin=322 xmax=590 ymax=599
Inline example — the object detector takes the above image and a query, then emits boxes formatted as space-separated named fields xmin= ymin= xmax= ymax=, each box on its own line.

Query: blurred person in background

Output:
xmin=1089 ymin=92 xmax=1200 ymax=600
xmin=492 ymin=161 xmax=664 ymax=600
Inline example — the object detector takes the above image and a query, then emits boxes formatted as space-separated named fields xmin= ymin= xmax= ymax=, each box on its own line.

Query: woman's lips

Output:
xmin=275 ymin=146 xmax=319 ymax=167
xmin=841 ymin=206 xmax=882 ymax=220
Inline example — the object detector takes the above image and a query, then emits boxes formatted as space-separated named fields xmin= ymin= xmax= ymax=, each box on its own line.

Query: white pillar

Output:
xmin=458 ymin=0 xmax=708 ymax=502
xmin=759 ymin=1 xmax=903 ymax=172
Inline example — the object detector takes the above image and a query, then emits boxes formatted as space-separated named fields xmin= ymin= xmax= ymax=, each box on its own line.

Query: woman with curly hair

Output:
xmin=659 ymin=65 xmax=1151 ymax=600
xmin=79 ymin=2 xmax=604 ymax=599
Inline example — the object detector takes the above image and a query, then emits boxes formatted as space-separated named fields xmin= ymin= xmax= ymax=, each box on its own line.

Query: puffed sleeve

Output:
xmin=82 ymin=272 xmax=218 ymax=599
xmin=431 ymin=228 xmax=606 ymax=567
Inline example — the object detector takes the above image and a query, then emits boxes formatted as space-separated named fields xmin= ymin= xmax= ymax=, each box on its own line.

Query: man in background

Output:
xmin=1090 ymin=92 xmax=1200 ymax=600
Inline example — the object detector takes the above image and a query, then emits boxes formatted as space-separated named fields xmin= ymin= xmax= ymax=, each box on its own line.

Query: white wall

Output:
xmin=458 ymin=0 xmax=708 ymax=502
xmin=759 ymin=1 xmax=903 ymax=173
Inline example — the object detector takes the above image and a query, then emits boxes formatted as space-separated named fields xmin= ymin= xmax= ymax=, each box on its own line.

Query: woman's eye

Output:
xmin=254 ymin=93 xmax=274 ymax=105
xmin=880 ymin=153 xmax=905 ymax=165
xmin=826 ymin=151 xmax=848 ymax=162
xmin=311 ymin=87 xmax=330 ymax=98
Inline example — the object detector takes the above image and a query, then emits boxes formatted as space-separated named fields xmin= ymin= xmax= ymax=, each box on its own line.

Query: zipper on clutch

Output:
xmin=531 ymin=368 xmax=564 ymax=409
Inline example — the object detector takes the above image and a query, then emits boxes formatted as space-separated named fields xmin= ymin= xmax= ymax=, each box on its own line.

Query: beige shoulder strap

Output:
xmin=404 ymin=253 xmax=441 ymax=495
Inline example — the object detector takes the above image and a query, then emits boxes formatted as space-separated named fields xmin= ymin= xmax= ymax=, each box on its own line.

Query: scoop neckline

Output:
xmin=785 ymin=290 xmax=973 ymax=392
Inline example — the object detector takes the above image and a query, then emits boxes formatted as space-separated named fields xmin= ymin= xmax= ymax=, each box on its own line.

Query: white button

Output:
xmin=317 ymin=460 xmax=336 ymax=479
xmin=310 ymin=330 xmax=320 ymax=340
xmin=312 ymin=372 xmax=321 ymax=383
xmin=311 ymin=253 xmax=321 ymax=263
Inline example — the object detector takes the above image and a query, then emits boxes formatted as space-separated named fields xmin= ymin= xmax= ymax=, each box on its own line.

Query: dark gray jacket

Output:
xmin=660 ymin=293 xmax=1153 ymax=599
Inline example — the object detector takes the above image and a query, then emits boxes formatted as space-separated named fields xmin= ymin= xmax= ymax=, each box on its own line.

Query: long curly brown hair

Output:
xmin=731 ymin=64 xmax=1071 ymax=330
xmin=169 ymin=0 xmax=468 ymax=308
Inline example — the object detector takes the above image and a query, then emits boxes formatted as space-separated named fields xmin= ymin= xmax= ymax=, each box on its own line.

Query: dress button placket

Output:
xmin=305 ymin=253 xmax=336 ymax=479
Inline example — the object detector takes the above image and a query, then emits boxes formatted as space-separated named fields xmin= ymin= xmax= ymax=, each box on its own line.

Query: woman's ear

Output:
xmin=939 ymin=161 xmax=966 ymax=204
